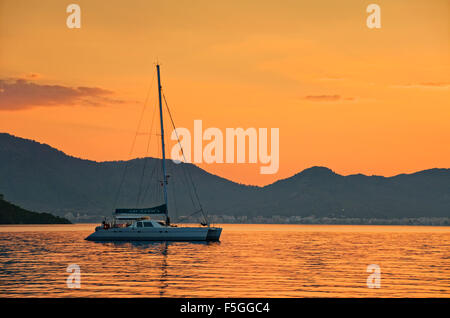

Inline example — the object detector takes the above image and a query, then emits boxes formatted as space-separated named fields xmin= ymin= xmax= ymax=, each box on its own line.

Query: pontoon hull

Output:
xmin=206 ymin=227 xmax=222 ymax=241
xmin=85 ymin=226 xmax=221 ymax=242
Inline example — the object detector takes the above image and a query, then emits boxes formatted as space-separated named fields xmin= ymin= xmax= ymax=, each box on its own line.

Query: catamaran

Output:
xmin=85 ymin=64 xmax=222 ymax=242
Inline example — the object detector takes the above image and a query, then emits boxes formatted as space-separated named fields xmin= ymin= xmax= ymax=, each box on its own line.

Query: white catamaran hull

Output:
xmin=86 ymin=226 xmax=222 ymax=241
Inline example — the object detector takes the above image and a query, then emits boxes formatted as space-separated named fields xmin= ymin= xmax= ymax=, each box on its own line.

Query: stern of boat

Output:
xmin=206 ymin=227 xmax=222 ymax=241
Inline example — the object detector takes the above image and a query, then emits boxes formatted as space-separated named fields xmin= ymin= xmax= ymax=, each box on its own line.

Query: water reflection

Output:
xmin=159 ymin=242 xmax=168 ymax=297
xmin=96 ymin=240 xmax=217 ymax=248
xmin=0 ymin=224 xmax=448 ymax=297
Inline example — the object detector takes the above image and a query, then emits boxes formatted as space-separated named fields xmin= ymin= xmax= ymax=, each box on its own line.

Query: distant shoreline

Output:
xmin=2 ymin=223 xmax=449 ymax=228
xmin=184 ymin=216 xmax=450 ymax=226
xmin=60 ymin=218 xmax=450 ymax=226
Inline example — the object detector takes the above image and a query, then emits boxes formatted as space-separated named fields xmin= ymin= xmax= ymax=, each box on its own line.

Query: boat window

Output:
xmin=143 ymin=222 xmax=153 ymax=228
xmin=137 ymin=222 xmax=143 ymax=228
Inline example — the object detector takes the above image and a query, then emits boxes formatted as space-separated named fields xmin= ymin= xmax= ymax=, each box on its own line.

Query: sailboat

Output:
xmin=85 ymin=64 xmax=222 ymax=241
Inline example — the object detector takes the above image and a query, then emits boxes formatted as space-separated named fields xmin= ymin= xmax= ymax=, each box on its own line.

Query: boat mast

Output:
xmin=156 ymin=64 xmax=169 ymax=225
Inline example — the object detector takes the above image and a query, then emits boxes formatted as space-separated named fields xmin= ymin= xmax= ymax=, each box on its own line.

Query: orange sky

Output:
xmin=0 ymin=0 xmax=449 ymax=185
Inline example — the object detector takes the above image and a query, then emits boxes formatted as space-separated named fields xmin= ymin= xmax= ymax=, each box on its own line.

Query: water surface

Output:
xmin=0 ymin=224 xmax=449 ymax=297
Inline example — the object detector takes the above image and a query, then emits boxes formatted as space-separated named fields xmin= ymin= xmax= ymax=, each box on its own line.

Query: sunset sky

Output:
xmin=0 ymin=0 xmax=449 ymax=185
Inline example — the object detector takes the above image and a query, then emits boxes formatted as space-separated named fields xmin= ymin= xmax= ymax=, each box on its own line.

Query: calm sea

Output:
xmin=0 ymin=224 xmax=449 ymax=297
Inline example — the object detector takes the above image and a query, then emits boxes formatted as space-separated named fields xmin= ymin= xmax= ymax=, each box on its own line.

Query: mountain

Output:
xmin=0 ymin=194 xmax=71 ymax=224
xmin=0 ymin=133 xmax=258 ymax=221
xmin=259 ymin=167 xmax=450 ymax=219
xmin=0 ymin=132 xmax=449 ymax=223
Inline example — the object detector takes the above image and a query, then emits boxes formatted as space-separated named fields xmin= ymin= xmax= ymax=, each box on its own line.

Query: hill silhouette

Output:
xmin=0 ymin=133 xmax=449 ymax=223
xmin=0 ymin=194 xmax=71 ymax=224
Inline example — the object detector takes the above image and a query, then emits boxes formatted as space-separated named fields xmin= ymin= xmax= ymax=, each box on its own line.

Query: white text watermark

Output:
xmin=170 ymin=120 xmax=279 ymax=174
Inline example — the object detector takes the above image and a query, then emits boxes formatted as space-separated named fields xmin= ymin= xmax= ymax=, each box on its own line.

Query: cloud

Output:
xmin=392 ymin=82 xmax=450 ymax=89
xmin=418 ymin=82 xmax=449 ymax=87
xmin=21 ymin=73 xmax=42 ymax=79
xmin=304 ymin=94 xmax=341 ymax=101
xmin=317 ymin=77 xmax=345 ymax=81
xmin=302 ymin=94 xmax=357 ymax=103
xmin=0 ymin=78 xmax=126 ymax=110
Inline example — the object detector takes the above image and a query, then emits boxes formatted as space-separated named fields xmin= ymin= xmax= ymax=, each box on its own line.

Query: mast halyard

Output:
xmin=156 ymin=64 xmax=169 ymax=225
